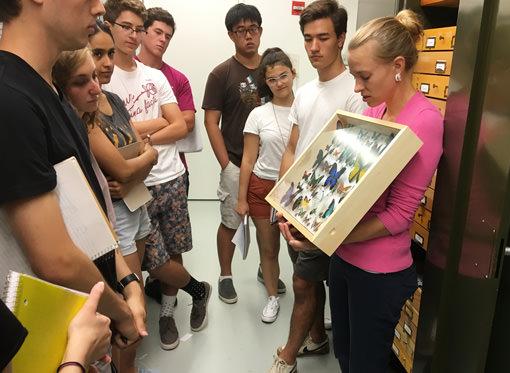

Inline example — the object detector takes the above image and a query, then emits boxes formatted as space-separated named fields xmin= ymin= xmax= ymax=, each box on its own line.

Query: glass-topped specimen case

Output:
xmin=266 ymin=110 xmax=423 ymax=256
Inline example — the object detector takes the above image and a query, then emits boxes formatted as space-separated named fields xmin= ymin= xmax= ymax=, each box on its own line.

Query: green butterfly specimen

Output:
xmin=308 ymin=171 xmax=324 ymax=189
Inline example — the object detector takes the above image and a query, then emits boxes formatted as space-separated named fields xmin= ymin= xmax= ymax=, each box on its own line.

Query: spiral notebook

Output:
xmin=3 ymin=270 xmax=88 ymax=373
xmin=0 ymin=157 xmax=118 ymax=288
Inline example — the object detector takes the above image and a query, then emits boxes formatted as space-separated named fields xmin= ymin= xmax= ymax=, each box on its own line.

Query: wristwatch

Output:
xmin=117 ymin=273 xmax=140 ymax=292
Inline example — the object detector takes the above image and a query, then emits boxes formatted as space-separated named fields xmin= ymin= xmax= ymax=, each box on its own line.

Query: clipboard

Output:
xmin=118 ymin=142 xmax=153 ymax=212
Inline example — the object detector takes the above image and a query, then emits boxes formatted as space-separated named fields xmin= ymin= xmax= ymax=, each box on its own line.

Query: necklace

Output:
xmin=272 ymin=102 xmax=288 ymax=149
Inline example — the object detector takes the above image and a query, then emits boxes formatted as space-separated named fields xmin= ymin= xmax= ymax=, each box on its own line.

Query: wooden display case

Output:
xmin=266 ymin=110 xmax=422 ymax=256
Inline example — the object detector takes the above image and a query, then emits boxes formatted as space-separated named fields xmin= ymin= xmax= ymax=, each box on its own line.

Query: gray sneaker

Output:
xmin=218 ymin=277 xmax=238 ymax=304
xmin=191 ymin=282 xmax=212 ymax=332
xmin=257 ymin=265 xmax=287 ymax=294
xmin=159 ymin=316 xmax=179 ymax=350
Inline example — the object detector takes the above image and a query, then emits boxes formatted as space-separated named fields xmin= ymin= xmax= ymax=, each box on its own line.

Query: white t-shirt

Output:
xmin=243 ymin=102 xmax=292 ymax=180
xmin=290 ymin=69 xmax=366 ymax=157
xmin=103 ymin=60 xmax=184 ymax=186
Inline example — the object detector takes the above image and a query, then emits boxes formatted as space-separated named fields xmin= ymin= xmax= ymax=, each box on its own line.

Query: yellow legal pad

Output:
xmin=3 ymin=271 xmax=88 ymax=373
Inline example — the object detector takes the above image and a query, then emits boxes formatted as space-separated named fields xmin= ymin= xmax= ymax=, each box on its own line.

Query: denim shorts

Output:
xmin=217 ymin=161 xmax=242 ymax=230
xmin=113 ymin=200 xmax=151 ymax=256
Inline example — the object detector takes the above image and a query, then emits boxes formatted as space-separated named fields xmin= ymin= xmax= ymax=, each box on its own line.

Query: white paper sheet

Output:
xmin=232 ymin=215 xmax=250 ymax=260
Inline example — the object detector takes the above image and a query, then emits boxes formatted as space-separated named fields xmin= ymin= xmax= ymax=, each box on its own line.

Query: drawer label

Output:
xmin=404 ymin=322 xmax=412 ymax=336
xmin=426 ymin=37 xmax=436 ymax=48
xmin=392 ymin=343 xmax=400 ymax=356
xmin=435 ymin=61 xmax=447 ymax=73
xmin=414 ymin=232 xmax=424 ymax=245
xmin=420 ymin=83 xmax=430 ymax=94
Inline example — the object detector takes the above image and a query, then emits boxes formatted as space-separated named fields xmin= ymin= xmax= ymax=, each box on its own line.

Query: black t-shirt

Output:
xmin=0 ymin=300 xmax=27 ymax=370
xmin=0 ymin=51 xmax=106 ymax=211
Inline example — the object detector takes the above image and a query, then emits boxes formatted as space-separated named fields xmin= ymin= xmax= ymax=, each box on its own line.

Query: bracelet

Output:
xmin=57 ymin=361 xmax=86 ymax=373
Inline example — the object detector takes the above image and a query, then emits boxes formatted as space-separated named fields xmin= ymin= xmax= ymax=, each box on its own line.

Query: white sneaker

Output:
xmin=268 ymin=353 xmax=297 ymax=373
xmin=324 ymin=316 xmax=332 ymax=330
xmin=261 ymin=296 xmax=280 ymax=323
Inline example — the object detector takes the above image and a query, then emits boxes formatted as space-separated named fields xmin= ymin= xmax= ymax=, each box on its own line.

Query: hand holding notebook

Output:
xmin=63 ymin=282 xmax=112 ymax=369
xmin=3 ymin=272 xmax=112 ymax=372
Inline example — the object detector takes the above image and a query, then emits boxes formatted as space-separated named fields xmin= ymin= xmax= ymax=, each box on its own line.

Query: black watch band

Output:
xmin=117 ymin=273 xmax=140 ymax=292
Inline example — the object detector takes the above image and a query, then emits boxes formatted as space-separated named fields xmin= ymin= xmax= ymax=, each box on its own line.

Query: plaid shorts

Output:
xmin=143 ymin=174 xmax=192 ymax=271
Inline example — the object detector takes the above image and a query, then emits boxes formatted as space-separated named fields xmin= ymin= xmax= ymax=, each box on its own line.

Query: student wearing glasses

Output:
xmin=235 ymin=48 xmax=295 ymax=323
xmin=103 ymin=0 xmax=212 ymax=353
xmin=203 ymin=3 xmax=287 ymax=305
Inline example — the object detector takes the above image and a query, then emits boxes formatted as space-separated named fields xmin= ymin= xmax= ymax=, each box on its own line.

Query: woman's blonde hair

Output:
xmin=52 ymin=47 xmax=98 ymax=128
xmin=348 ymin=9 xmax=423 ymax=71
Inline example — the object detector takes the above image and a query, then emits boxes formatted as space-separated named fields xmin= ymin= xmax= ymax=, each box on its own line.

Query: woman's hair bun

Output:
xmin=395 ymin=9 xmax=423 ymax=44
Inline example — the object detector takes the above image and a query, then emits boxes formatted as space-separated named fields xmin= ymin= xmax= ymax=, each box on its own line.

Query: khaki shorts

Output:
xmin=217 ymin=161 xmax=242 ymax=230
xmin=288 ymin=244 xmax=331 ymax=282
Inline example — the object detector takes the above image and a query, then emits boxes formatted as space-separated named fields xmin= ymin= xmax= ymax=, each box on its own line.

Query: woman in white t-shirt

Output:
xmin=236 ymin=48 xmax=295 ymax=323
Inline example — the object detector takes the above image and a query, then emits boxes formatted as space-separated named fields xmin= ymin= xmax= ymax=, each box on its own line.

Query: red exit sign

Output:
xmin=292 ymin=1 xmax=305 ymax=16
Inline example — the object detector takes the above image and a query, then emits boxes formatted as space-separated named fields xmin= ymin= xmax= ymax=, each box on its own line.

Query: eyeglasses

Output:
xmin=113 ymin=22 xmax=145 ymax=35
xmin=232 ymin=26 xmax=261 ymax=38
xmin=266 ymin=72 xmax=291 ymax=86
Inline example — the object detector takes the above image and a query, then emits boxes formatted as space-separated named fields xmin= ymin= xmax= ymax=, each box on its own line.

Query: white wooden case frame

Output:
xmin=266 ymin=110 xmax=423 ymax=256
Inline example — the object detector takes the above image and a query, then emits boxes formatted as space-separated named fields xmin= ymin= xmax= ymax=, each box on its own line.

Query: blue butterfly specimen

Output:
xmin=312 ymin=149 xmax=326 ymax=169
xmin=322 ymin=199 xmax=336 ymax=219
xmin=324 ymin=163 xmax=345 ymax=190
xmin=280 ymin=182 xmax=294 ymax=206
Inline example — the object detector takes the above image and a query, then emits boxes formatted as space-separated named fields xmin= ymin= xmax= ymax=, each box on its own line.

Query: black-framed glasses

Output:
xmin=113 ymin=22 xmax=145 ymax=35
xmin=232 ymin=26 xmax=261 ymax=38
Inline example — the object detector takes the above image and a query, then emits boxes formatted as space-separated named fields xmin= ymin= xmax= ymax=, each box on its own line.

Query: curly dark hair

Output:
xmin=0 ymin=0 xmax=22 ymax=23
xmin=104 ymin=0 xmax=147 ymax=23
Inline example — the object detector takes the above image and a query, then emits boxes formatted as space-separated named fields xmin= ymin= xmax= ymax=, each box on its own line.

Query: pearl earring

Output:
xmin=395 ymin=72 xmax=402 ymax=82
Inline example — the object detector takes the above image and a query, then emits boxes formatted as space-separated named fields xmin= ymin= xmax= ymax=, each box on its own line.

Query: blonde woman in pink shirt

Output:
xmin=280 ymin=10 xmax=443 ymax=373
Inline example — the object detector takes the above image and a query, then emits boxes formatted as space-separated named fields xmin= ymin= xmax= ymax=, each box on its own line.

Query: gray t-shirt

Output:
xmin=98 ymin=90 xmax=136 ymax=148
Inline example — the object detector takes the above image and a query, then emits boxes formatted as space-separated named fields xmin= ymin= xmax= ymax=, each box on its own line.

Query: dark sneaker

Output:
xmin=297 ymin=335 xmax=330 ymax=356
xmin=145 ymin=277 xmax=177 ymax=307
xmin=145 ymin=277 xmax=162 ymax=304
xmin=190 ymin=282 xmax=212 ymax=332
xmin=218 ymin=277 xmax=238 ymax=304
xmin=257 ymin=265 xmax=287 ymax=294
xmin=159 ymin=316 xmax=179 ymax=350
